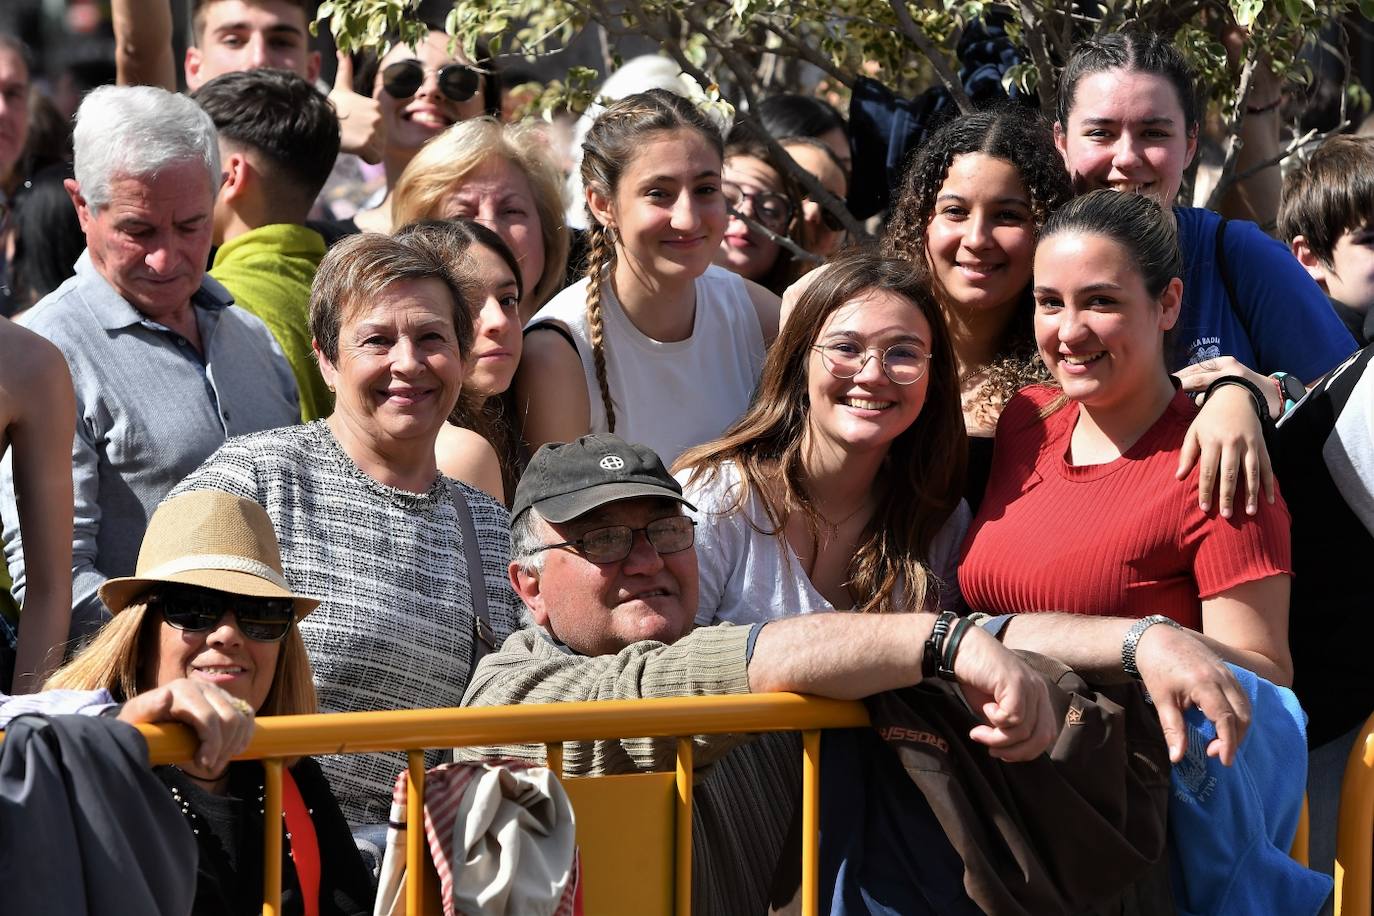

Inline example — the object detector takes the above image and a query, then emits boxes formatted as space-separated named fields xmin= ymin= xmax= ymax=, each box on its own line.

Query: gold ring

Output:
xmin=228 ymin=697 xmax=255 ymax=717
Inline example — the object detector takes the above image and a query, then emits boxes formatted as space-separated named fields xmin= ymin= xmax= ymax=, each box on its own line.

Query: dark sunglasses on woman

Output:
xmin=147 ymin=584 xmax=296 ymax=642
xmin=381 ymin=59 xmax=481 ymax=103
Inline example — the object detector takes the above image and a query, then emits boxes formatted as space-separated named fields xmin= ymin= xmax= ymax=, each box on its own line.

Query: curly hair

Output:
xmin=883 ymin=104 xmax=1071 ymax=418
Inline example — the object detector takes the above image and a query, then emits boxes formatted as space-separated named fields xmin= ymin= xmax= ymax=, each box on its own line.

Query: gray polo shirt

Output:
xmin=1 ymin=251 xmax=299 ymax=634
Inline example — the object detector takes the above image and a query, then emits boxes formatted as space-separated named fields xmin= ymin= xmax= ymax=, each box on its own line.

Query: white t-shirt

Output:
xmin=525 ymin=264 xmax=765 ymax=466
xmin=679 ymin=461 xmax=970 ymax=626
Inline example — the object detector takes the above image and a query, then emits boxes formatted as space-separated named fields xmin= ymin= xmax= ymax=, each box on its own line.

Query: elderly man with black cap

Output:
xmin=459 ymin=434 xmax=1058 ymax=915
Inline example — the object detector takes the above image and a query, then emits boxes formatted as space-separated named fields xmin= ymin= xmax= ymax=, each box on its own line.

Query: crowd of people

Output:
xmin=1 ymin=2 xmax=1372 ymax=913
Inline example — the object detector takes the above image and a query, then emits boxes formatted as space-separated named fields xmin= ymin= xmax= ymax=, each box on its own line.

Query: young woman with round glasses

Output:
xmin=675 ymin=249 xmax=969 ymax=625
xmin=713 ymin=124 xmax=806 ymax=295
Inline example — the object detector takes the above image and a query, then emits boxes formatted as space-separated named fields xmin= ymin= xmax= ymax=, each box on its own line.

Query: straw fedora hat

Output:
xmin=98 ymin=490 xmax=319 ymax=619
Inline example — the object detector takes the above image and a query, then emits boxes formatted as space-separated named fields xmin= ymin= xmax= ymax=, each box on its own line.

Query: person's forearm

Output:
xmin=747 ymin=612 xmax=934 ymax=698
xmin=998 ymin=612 xmax=1288 ymax=685
xmin=112 ymin=0 xmax=176 ymax=90
xmin=12 ymin=594 xmax=70 ymax=693
xmin=997 ymin=613 xmax=1137 ymax=681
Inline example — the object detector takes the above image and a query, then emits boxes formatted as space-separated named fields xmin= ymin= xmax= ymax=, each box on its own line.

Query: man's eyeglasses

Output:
xmin=812 ymin=342 xmax=932 ymax=386
xmin=381 ymin=59 xmax=481 ymax=103
xmin=147 ymin=584 xmax=295 ymax=642
xmin=721 ymin=181 xmax=793 ymax=231
xmin=532 ymin=516 xmax=697 ymax=565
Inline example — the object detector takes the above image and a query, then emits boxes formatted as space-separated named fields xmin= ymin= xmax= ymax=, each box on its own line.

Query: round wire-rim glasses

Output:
xmin=811 ymin=343 xmax=932 ymax=386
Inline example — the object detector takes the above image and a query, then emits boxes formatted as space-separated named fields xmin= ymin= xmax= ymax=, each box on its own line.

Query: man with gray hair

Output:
xmin=0 ymin=84 xmax=299 ymax=647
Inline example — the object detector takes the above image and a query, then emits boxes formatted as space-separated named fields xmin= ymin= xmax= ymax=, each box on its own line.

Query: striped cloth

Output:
xmin=378 ymin=760 xmax=579 ymax=916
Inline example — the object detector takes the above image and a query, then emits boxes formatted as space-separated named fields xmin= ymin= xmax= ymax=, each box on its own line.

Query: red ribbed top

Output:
xmin=959 ymin=386 xmax=1292 ymax=629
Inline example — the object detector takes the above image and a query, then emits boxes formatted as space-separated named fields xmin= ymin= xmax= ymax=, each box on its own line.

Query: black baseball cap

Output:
xmin=512 ymin=434 xmax=696 ymax=523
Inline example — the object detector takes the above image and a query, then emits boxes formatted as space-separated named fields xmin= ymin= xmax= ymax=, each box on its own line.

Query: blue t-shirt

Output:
xmin=1173 ymin=206 xmax=1356 ymax=381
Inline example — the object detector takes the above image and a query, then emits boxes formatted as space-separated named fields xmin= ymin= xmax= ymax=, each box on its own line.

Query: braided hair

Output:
xmin=579 ymin=88 xmax=725 ymax=432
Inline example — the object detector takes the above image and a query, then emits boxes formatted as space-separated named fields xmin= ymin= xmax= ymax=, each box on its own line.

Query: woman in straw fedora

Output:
xmin=47 ymin=489 xmax=374 ymax=916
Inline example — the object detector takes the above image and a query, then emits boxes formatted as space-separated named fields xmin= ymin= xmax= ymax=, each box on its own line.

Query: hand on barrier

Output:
xmin=1133 ymin=624 xmax=1251 ymax=766
xmin=950 ymin=625 xmax=1059 ymax=763
xmin=119 ymin=678 xmax=255 ymax=777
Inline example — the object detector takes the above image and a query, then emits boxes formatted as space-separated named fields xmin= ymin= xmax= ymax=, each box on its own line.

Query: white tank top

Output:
xmin=526 ymin=264 xmax=766 ymax=465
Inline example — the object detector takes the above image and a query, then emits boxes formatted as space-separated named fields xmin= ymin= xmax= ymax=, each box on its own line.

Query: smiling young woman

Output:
xmin=1054 ymin=30 xmax=1355 ymax=391
xmin=519 ymin=89 xmax=780 ymax=467
xmin=959 ymin=190 xmax=1293 ymax=687
xmin=675 ymin=249 xmax=969 ymax=625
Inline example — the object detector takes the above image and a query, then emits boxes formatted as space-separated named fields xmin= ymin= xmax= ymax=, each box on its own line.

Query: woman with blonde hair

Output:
xmin=47 ymin=489 xmax=373 ymax=916
xmin=390 ymin=116 xmax=569 ymax=320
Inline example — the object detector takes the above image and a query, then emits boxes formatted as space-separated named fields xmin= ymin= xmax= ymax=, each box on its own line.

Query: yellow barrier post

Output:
xmin=546 ymin=742 xmax=564 ymax=777
xmin=1292 ymin=795 xmax=1310 ymax=866
xmin=406 ymin=750 xmax=426 ymax=916
xmin=1336 ymin=716 xmax=1374 ymax=916
xmin=802 ymin=730 xmax=821 ymax=916
xmin=263 ymin=758 xmax=283 ymax=916
xmin=675 ymin=737 xmax=693 ymax=916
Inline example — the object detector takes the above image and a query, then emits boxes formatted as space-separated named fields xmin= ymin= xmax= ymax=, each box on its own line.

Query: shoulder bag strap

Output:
xmin=1214 ymin=216 xmax=1242 ymax=317
xmin=449 ymin=481 xmax=496 ymax=684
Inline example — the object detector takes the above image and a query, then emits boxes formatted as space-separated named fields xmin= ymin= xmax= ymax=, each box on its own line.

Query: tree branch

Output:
xmin=1017 ymin=0 xmax=1057 ymax=114
xmin=732 ymin=209 xmax=825 ymax=264
xmin=1204 ymin=52 xmax=1257 ymax=212
xmin=617 ymin=0 xmax=716 ymax=90
xmin=759 ymin=21 xmax=856 ymax=88
xmin=888 ymin=0 xmax=974 ymax=113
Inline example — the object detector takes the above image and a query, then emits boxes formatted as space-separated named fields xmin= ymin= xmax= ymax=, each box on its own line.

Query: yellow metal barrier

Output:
xmin=1336 ymin=711 xmax=1374 ymax=916
xmin=121 ymin=694 xmax=869 ymax=916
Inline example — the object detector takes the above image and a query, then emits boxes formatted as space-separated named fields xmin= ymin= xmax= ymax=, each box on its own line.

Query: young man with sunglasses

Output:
xmin=458 ymin=433 xmax=1059 ymax=915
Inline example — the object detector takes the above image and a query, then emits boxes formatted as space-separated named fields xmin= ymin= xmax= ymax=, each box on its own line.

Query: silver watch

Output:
xmin=1121 ymin=614 xmax=1182 ymax=680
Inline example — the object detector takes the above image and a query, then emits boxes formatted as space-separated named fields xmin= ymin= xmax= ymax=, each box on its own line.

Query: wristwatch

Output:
xmin=1121 ymin=615 xmax=1182 ymax=680
xmin=1271 ymin=371 xmax=1304 ymax=415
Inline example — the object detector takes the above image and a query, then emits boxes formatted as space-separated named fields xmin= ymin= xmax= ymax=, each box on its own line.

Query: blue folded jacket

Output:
xmin=1168 ymin=664 xmax=1333 ymax=915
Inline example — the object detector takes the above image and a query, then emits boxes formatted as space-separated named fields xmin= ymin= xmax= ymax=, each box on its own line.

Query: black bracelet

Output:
xmin=939 ymin=616 xmax=973 ymax=681
xmin=1202 ymin=374 xmax=1272 ymax=424
xmin=1245 ymin=97 xmax=1282 ymax=115
xmin=923 ymin=611 xmax=957 ymax=680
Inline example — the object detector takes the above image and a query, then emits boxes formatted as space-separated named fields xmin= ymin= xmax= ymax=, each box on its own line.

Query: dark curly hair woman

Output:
xmin=882 ymin=104 xmax=1072 ymax=507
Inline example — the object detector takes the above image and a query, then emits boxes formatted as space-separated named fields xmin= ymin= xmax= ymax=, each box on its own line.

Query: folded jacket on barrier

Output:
xmin=799 ymin=652 xmax=1174 ymax=915
xmin=1167 ymin=663 xmax=1332 ymax=916
xmin=0 ymin=713 xmax=197 ymax=916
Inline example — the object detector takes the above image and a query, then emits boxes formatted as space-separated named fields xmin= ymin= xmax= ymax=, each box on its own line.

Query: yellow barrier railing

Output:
xmin=126 ymin=693 xmax=869 ymax=916
xmin=1336 ymin=712 xmax=1374 ymax=916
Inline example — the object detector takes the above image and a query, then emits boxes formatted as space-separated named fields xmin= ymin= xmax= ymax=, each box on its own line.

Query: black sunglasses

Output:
xmin=147 ymin=584 xmax=295 ymax=643
xmin=381 ymin=59 xmax=481 ymax=103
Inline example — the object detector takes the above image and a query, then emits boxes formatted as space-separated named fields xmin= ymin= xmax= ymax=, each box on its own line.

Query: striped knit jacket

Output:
xmin=457 ymin=625 xmax=800 ymax=916
xmin=172 ymin=421 xmax=521 ymax=825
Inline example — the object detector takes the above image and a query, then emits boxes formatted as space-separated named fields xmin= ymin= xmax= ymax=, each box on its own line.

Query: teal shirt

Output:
xmin=211 ymin=224 xmax=333 ymax=422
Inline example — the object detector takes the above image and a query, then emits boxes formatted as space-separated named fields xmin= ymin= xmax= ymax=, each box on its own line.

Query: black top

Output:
xmin=964 ymin=434 xmax=996 ymax=516
xmin=1273 ymin=342 xmax=1374 ymax=747
xmin=157 ymin=757 xmax=374 ymax=916
xmin=308 ymin=218 xmax=361 ymax=249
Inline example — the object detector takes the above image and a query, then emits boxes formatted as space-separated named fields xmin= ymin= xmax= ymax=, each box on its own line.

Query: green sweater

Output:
xmin=211 ymin=224 xmax=332 ymax=422
xmin=458 ymin=624 xmax=799 ymax=916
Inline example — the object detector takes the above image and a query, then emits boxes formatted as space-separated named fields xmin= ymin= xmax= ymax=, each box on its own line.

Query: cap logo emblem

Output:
xmin=599 ymin=455 xmax=626 ymax=471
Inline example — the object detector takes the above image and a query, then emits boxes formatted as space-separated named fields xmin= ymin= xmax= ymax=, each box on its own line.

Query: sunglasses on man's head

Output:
xmin=146 ymin=584 xmax=295 ymax=642
xmin=381 ymin=59 xmax=481 ymax=103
